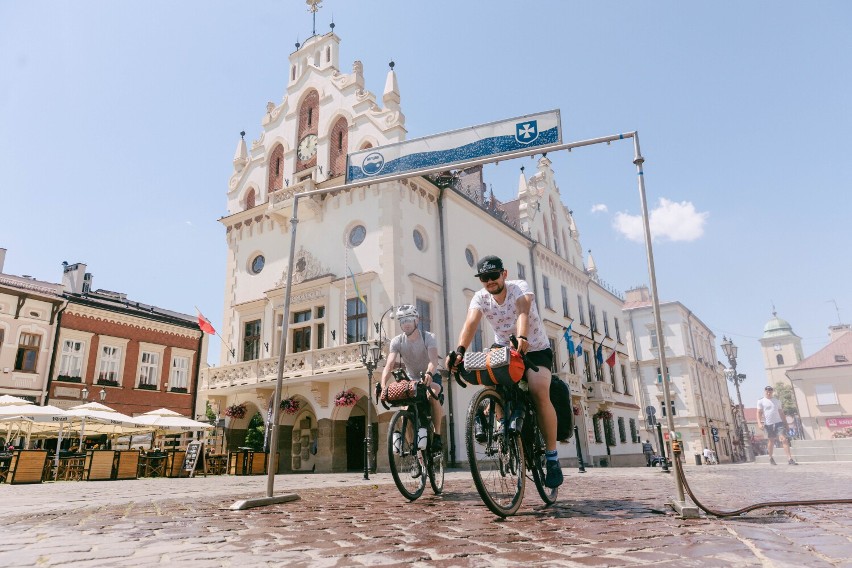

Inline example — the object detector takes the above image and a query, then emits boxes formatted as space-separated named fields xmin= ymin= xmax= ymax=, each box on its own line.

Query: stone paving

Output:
xmin=1 ymin=462 xmax=851 ymax=567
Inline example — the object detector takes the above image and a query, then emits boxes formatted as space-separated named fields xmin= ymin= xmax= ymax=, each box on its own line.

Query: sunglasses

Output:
xmin=479 ymin=272 xmax=502 ymax=283
xmin=399 ymin=317 xmax=416 ymax=324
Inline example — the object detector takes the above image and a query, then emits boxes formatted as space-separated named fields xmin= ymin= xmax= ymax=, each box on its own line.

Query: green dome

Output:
xmin=763 ymin=314 xmax=794 ymax=339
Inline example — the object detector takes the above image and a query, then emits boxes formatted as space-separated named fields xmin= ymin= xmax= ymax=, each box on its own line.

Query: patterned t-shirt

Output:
xmin=469 ymin=280 xmax=549 ymax=351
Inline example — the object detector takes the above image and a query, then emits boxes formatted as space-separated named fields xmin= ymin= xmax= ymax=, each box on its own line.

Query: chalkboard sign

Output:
xmin=182 ymin=441 xmax=204 ymax=477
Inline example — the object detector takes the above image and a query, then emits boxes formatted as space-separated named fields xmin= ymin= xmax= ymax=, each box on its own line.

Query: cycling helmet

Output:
xmin=395 ymin=304 xmax=419 ymax=320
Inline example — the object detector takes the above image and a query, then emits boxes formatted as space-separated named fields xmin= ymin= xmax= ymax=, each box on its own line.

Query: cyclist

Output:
xmin=381 ymin=304 xmax=444 ymax=453
xmin=446 ymin=255 xmax=563 ymax=488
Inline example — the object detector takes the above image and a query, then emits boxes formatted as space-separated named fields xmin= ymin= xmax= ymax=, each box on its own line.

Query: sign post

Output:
xmin=182 ymin=441 xmax=205 ymax=478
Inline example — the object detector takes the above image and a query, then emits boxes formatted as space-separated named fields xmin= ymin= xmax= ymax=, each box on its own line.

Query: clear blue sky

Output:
xmin=2 ymin=1 xmax=850 ymax=407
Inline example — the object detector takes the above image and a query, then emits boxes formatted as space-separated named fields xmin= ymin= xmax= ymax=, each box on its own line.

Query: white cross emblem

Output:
xmin=518 ymin=123 xmax=536 ymax=139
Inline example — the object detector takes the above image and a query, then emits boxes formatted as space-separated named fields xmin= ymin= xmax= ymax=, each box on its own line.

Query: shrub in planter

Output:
xmin=137 ymin=383 xmax=158 ymax=391
xmin=57 ymin=375 xmax=82 ymax=383
xmin=169 ymin=387 xmax=188 ymax=394
xmin=96 ymin=378 xmax=120 ymax=387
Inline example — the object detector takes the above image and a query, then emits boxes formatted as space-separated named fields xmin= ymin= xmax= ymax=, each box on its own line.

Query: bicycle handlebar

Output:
xmin=509 ymin=334 xmax=539 ymax=373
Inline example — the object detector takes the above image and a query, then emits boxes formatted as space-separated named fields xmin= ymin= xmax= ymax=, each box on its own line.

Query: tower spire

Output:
xmin=307 ymin=0 xmax=322 ymax=36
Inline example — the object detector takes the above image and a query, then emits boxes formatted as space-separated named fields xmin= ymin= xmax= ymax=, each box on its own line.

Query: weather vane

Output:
xmin=307 ymin=0 xmax=322 ymax=36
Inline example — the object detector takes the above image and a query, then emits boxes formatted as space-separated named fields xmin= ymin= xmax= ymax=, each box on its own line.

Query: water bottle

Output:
xmin=417 ymin=428 xmax=427 ymax=450
xmin=393 ymin=432 xmax=402 ymax=454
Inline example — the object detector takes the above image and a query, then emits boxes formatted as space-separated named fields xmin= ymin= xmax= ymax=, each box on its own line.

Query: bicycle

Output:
xmin=449 ymin=340 xmax=558 ymax=517
xmin=379 ymin=370 xmax=445 ymax=501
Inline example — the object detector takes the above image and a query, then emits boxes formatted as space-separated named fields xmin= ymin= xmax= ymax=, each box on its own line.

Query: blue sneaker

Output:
xmin=545 ymin=460 xmax=563 ymax=488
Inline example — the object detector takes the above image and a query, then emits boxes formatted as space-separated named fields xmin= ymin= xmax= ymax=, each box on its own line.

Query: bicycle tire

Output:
xmin=388 ymin=409 xmax=425 ymax=501
xmin=466 ymin=388 xmax=525 ymax=517
xmin=527 ymin=422 xmax=558 ymax=505
xmin=427 ymin=432 xmax=444 ymax=495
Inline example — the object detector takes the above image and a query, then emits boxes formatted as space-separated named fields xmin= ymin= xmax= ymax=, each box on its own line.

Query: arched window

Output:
xmin=326 ymin=46 xmax=331 ymax=62
xmin=267 ymin=145 xmax=285 ymax=193
xmin=776 ymin=354 xmax=784 ymax=365
xmin=245 ymin=189 xmax=256 ymax=210
xmin=328 ymin=116 xmax=349 ymax=178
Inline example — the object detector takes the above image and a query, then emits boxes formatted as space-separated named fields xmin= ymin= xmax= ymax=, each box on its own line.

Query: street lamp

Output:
xmin=358 ymin=340 xmax=382 ymax=480
xmin=80 ymin=386 xmax=107 ymax=402
xmin=721 ymin=336 xmax=754 ymax=462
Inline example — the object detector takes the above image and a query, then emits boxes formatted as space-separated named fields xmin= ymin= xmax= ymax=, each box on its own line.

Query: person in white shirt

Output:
xmin=756 ymin=385 xmax=798 ymax=465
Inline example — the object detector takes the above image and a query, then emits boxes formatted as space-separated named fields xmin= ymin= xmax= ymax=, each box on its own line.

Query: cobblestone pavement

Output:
xmin=1 ymin=463 xmax=851 ymax=567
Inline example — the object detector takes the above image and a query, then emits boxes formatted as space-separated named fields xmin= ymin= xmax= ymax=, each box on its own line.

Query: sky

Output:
xmin=2 ymin=1 xmax=850 ymax=408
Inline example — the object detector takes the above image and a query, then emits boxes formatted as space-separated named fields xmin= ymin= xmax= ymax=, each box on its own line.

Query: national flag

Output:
xmin=563 ymin=324 xmax=575 ymax=356
xmin=348 ymin=267 xmax=367 ymax=307
xmin=575 ymin=338 xmax=583 ymax=357
xmin=197 ymin=310 xmax=216 ymax=335
xmin=606 ymin=350 xmax=616 ymax=367
xmin=595 ymin=343 xmax=603 ymax=366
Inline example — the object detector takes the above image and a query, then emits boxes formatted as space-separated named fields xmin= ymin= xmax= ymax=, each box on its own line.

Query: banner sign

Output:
xmin=346 ymin=110 xmax=562 ymax=184
xmin=825 ymin=417 xmax=852 ymax=428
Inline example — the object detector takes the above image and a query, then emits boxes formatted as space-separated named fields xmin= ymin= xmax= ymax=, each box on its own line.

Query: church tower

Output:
xmin=759 ymin=311 xmax=804 ymax=388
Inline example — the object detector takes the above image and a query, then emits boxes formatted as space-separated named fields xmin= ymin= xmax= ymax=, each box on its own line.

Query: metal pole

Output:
xmin=364 ymin=362 xmax=373 ymax=480
xmin=655 ymin=421 xmax=670 ymax=473
xmin=265 ymin=196 xmax=300 ymax=497
xmin=732 ymin=370 xmax=754 ymax=461
xmin=633 ymin=133 xmax=683 ymax=503
xmin=573 ymin=424 xmax=586 ymax=473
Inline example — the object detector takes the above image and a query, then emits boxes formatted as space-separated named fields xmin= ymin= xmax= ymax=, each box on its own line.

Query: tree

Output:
xmin=244 ymin=411 xmax=266 ymax=451
xmin=773 ymin=382 xmax=798 ymax=417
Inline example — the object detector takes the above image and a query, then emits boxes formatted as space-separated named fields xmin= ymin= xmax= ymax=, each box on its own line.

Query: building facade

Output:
xmin=623 ymin=286 xmax=737 ymax=464
xmin=759 ymin=312 xmax=804 ymax=388
xmin=198 ymin=29 xmax=643 ymax=473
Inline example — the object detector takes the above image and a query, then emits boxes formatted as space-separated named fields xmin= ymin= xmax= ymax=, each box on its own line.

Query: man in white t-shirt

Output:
xmin=756 ymin=385 xmax=798 ymax=465
xmin=446 ymin=255 xmax=563 ymax=488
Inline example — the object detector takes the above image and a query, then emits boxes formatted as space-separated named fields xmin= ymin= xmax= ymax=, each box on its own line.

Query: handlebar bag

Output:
xmin=461 ymin=346 xmax=525 ymax=387
xmin=382 ymin=381 xmax=427 ymax=406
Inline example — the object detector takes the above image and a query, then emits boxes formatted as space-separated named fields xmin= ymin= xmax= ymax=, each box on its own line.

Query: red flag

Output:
xmin=197 ymin=310 xmax=216 ymax=334
xmin=606 ymin=350 xmax=616 ymax=367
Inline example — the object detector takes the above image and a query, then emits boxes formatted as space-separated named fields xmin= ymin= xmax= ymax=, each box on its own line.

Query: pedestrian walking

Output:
xmin=757 ymin=386 xmax=798 ymax=465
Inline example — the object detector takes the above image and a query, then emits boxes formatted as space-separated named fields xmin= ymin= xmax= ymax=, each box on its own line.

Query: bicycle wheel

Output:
xmin=427 ymin=431 xmax=444 ymax=495
xmin=527 ymin=422 xmax=558 ymax=505
xmin=388 ymin=409 xmax=426 ymax=501
xmin=466 ymin=388 xmax=525 ymax=517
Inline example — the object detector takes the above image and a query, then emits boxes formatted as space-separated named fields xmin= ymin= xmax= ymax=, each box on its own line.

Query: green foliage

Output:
xmin=243 ymin=412 xmax=265 ymax=451
xmin=205 ymin=401 xmax=217 ymax=423
xmin=773 ymin=382 xmax=798 ymax=416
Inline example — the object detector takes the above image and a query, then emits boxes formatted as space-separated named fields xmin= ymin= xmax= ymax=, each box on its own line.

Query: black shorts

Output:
xmin=525 ymin=348 xmax=553 ymax=373
xmin=765 ymin=422 xmax=787 ymax=439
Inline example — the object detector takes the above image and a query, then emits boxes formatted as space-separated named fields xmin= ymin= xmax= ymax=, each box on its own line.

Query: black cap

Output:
xmin=475 ymin=255 xmax=504 ymax=277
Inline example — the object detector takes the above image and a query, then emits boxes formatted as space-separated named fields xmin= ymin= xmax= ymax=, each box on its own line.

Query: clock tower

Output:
xmin=759 ymin=311 xmax=804 ymax=388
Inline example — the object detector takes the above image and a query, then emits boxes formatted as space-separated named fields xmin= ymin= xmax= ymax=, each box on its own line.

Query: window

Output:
xmin=517 ymin=263 xmax=526 ymax=280
xmin=661 ymin=401 xmax=677 ymax=416
xmin=629 ymin=418 xmax=638 ymax=443
xmin=618 ymin=417 xmax=627 ymax=443
xmin=170 ymin=356 xmax=190 ymax=390
xmin=548 ymin=337 xmax=557 ymax=372
xmin=245 ymin=189 xmax=256 ymax=209
xmin=609 ymin=365 xmax=617 ymax=390
xmin=337 ymin=131 xmax=343 ymax=151
xmin=0 ymin=328 xmax=4 ymax=344
xmin=602 ymin=310 xmax=610 ymax=337
xmin=561 ymin=286 xmax=570 ymax=318
xmin=293 ymin=327 xmax=311 ymax=353
xmin=138 ymin=352 xmax=160 ymax=387
xmin=348 ymin=225 xmax=366 ymax=247
xmin=583 ymin=351 xmax=592 ymax=382
xmin=621 ymin=364 xmax=630 ymax=394
xmin=815 ymin=384 xmax=839 ymax=406
xmin=243 ymin=320 xmax=261 ymax=361
xmin=590 ymin=304 xmax=598 ymax=332
xmin=413 ymin=229 xmax=425 ymax=251
xmin=593 ymin=416 xmax=602 ymax=443
xmin=465 ymin=248 xmax=475 ymax=267
xmin=346 ymin=298 xmax=368 ymax=343
xmin=14 ymin=332 xmax=41 ymax=372
xmin=578 ymin=296 xmax=585 ymax=325
xmin=604 ymin=417 xmax=616 ymax=446
xmin=250 ymin=255 xmax=265 ymax=275
xmin=316 ymin=323 xmax=325 ymax=349
xmin=97 ymin=346 xmax=122 ymax=382
xmin=416 ymin=299 xmax=432 ymax=333
xmin=568 ymin=350 xmax=576 ymax=374
xmin=614 ymin=318 xmax=622 ymax=343
xmin=542 ymin=276 xmax=552 ymax=310
xmin=59 ymin=339 xmax=84 ymax=378
xmin=776 ymin=354 xmax=784 ymax=365
xmin=307 ymin=107 xmax=313 ymax=126
xmin=650 ymin=328 xmax=659 ymax=348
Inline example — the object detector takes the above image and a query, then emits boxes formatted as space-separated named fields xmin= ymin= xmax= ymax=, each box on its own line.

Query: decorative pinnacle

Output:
xmin=389 ymin=60 xmax=395 ymax=70
xmin=240 ymin=131 xmax=245 ymax=139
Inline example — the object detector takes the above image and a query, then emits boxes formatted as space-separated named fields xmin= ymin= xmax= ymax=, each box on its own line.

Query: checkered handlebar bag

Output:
xmin=382 ymin=376 xmax=428 ymax=406
xmin=460 ymin=346 xmax=525 ymax=387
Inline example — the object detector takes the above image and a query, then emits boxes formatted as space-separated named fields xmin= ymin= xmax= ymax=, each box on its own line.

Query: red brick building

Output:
xmin=47 ymin=262 xmax=207 ymax=419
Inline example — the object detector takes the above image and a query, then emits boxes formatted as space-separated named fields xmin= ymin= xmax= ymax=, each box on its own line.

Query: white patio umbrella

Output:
xmin=134 ymin=409 xmax=213 ymax=449
xmin=0 ymin=404 xmax=75 ymax=447
xmin=0 ymin=394 xmax=32 ymax=407
xmin=67 ymin=401 xmax=153 ymax=448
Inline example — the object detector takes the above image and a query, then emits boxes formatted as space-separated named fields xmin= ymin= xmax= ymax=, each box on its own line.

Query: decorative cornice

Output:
xmin=65 ymin=304 xmax=200 ymax=339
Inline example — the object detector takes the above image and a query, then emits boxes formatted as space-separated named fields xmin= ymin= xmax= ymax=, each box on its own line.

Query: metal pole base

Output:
xmin=231 ymin=493 xmax=301 ymax=511
xmin=669 ymin=498 xmax=700 ymax=519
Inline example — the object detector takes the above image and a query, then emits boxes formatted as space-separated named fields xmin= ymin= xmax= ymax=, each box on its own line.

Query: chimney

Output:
xmin=829 ymin=324 xmax=851 ymax=342
xmin=62 ymin=262 xmax=88 ymax=294
xmin=0 ymin=248 xmax=6 ymax=273
xmin=625 ymin=285 xmax=651 ymax=303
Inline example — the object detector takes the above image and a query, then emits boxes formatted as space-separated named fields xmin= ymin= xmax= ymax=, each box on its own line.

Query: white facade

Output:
xmin=199 ymin=31 xmax=642 ymax=473
xmin=759 ymin=313 xmax=804 ymax=389
xmin=623 ymin=287 xmax=737 ymax=464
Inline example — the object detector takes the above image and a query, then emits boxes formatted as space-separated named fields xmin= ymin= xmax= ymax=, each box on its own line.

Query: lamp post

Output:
xmin=358 ymin=340 xmax=382 ymax=480
xmin=77 ymin=386 xmax=107 ymax=451
xmin=721 ymin=337 xmax=754 ymax=462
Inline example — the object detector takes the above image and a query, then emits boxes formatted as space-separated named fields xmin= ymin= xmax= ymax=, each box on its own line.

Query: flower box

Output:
xmin=225 ymin=403 xmax=247 ymax=419
xmin=137 ymin=383 xmax=158 ymax=391
xmin=96 ymin=378 xmax=120 ymax=387
xmin=334 ymin=389 xmax=359 ymax=407
xmin=169 ymin=387 xmax=188 ymax=394
xmin=280 ymin=397 xmax=301 ymax=415
xmin=56 ymin=375 xmax=82 ymax=383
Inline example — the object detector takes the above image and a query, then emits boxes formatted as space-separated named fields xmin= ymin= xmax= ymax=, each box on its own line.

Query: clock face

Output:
xmin=773 ymin=343 xmax=781 ymax=351
xmin=297 ymin=134 xmax=318 ymax=161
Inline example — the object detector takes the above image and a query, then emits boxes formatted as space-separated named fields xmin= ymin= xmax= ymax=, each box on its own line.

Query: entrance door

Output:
xmin=346 ymin=415 xmax=365 ymax=472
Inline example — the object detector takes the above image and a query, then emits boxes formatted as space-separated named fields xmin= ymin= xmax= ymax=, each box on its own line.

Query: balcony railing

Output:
xmin=201 ymin=343 xmax=366 ymax=391
xmin=586 ymin=380 xmax=613 ymax=401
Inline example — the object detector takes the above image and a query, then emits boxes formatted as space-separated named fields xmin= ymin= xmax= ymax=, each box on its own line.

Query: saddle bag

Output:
xmin=550 ymin=376 xmax=574 ymax=441
xmin=382 ymin=380 xmax=427 ymax=406
xmin=460 ymin=346 xmax=525 ymax=387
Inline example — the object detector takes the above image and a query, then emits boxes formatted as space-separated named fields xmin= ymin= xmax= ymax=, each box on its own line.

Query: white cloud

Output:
xmin=591 ymin=203 xmax=608 ymax=214
xmin=613 ymin=198 xmax=708 ymax=243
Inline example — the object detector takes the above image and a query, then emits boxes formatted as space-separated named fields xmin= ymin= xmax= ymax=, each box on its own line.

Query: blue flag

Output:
xmin=563 ymin=324 xmax=575 ymax=355
xmin=595 ymin=343 xmax=604 ymax=366
xmin=575 ymin=338 xmax=583 ymax=357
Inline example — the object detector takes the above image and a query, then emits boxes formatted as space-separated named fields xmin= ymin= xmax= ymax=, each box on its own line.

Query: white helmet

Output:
xmin=395 ymin=304 xmax=419 ymax=320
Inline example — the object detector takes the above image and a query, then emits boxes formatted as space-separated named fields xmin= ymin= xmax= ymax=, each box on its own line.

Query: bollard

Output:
xmin=573 ymin=424 xmax=586 ymax=473
xmin=655 ymin=422 xmax=670 ymax=473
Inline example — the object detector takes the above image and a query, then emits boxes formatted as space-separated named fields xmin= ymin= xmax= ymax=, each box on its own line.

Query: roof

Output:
xmin=65 ymin=290 xmax=196 ymax=328
xmin=763 ymin=314 xmax=796 ymax=339
xmin=790 ymin=330 xmax=852 ymax=372
xmin=0 ymin=274 xmax=64 ymax=299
